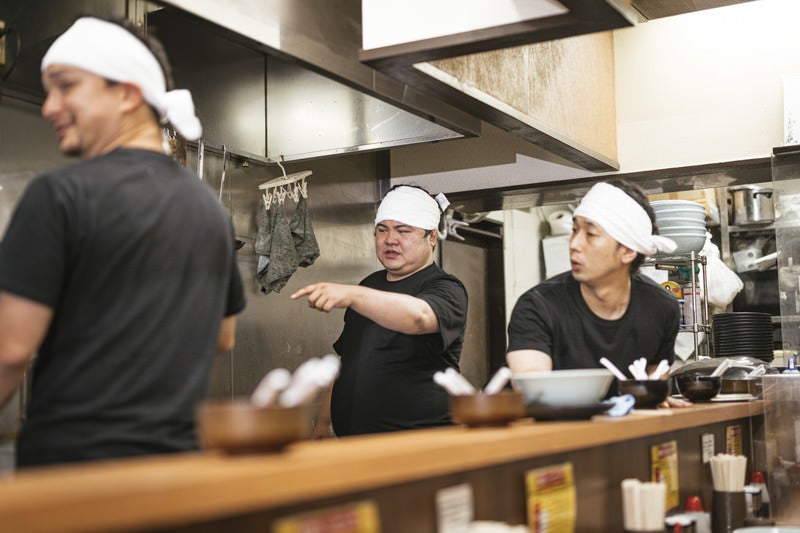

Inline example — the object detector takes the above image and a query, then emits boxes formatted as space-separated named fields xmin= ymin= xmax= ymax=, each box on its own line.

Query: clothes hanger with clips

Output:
xmin=259 ymin=159 xmax=312 ymax=209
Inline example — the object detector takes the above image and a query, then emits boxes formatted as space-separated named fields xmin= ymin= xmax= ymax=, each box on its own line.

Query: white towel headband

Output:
xmin=375 ymin=186 xmax=450 ymax=230
xmin=41 ymin=17 xmax=202 ymax=141
xmin=573 ymin=182 xmax=677 ymax=256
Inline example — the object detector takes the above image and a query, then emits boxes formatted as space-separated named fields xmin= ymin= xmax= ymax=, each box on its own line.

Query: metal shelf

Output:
xmin=727 ymin=224 xmax=775 ymax=234
xmin=645 ymin=251 xmax=711 ymax=360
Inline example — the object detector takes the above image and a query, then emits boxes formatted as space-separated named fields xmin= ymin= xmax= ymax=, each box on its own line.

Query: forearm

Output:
xmin=506 ymin=349 xmax=553 ymax=373
xmin=216 ymin=316 xmax=237 ymax=353
xmin=348 ymin=286 xmax=438 ymax=334
xmin=0 ymin=292 xmax=51 ymax=408
xmin=0 ymin=360 xmax=27 ymax=410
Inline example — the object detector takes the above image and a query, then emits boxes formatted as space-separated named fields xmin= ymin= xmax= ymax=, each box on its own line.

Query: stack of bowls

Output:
xmin=650 ymin=200 xmax=707 ymax=256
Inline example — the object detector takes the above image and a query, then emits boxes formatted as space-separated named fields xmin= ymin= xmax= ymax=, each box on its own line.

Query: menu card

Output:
xmin=525 ymin=462 xmax=576 ymax=533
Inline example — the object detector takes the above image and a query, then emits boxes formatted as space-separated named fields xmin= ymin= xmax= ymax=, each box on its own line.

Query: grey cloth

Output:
xmin=256 ymin=202 xmax=298 ymax=293
xmin=254 ymin=200 xmax=272 ymax=277
xmin=254 ymin=200 xmax=273 ymax=259
xmin=290 ymin=196 xmax=320 ymax=267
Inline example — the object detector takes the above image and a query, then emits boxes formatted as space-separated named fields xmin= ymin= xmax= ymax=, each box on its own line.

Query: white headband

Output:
xmin=375 ymin=186 xmax=449 ymax=230
xmin=573 ymin=182 xmax=677 ymax=256
xmin=41 ymin=17 xmax=202 ymax=141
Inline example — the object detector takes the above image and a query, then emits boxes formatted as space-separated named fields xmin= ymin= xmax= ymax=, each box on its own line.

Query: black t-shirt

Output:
xmin=331 ymin=263 xmax=467 ymax=436
xmin=507 ymin=271 xmax=679 ymax=373
xmin=0 ymin=148 xmax=246 ymax=467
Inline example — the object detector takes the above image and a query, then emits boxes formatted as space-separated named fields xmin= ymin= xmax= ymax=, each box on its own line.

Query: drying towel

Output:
xmin=290 ymin=196 xmax=320 ymax=267
xmin=255 ymin=200 xmax=273 ymax=276
xmin=257 ymin=203 xmax=298 ymax=294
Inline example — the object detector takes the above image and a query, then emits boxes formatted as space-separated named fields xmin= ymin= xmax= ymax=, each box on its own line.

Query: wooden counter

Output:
xmin=0 ymin=401 xmax=762 ymax=533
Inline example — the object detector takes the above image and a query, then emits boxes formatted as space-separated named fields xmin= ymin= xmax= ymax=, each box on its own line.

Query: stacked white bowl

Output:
xmin=650 ymin=200 xmax=707 ymax=256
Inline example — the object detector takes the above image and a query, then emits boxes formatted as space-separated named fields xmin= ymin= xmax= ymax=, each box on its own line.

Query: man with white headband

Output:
xmin=292 ymin=185 xmax=468 ymax=436
xmin=506 ymin=180 xmax=689 ymax=406
xmin=0 ymin=17 xmax=245 ymax=467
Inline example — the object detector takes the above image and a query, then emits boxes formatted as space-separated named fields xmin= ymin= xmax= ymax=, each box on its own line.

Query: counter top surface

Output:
xmin=0 ymin=401 xmax=761 ymax=533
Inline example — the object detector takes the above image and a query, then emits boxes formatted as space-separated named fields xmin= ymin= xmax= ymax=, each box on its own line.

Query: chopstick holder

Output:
xmin=621 ymin=479 xmax=666 ymax=532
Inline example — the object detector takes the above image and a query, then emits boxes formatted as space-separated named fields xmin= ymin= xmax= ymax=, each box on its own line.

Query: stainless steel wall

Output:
xmin=193 ymin=147 xmax=384 ymax=398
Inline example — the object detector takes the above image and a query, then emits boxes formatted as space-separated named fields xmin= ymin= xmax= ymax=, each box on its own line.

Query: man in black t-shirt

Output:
xmin=506 ymin=180 xmax=690 ymax=407
xmin=292 ymin=185 xmax=467 ymax=436
xmin=0 ymin=17 xmax=245 ymax=467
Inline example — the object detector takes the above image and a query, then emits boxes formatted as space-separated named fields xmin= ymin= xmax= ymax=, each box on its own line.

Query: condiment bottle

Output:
xmin=749 ymin=471 xmax=770 ymax=517
xmin=684 ymin=496 xmax=710 ymax=533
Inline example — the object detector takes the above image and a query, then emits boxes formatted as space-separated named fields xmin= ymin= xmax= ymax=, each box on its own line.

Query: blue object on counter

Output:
xmin=605 ymin=394 xmax=636 ymax=417
xmin=784 ymin=353 xmax=800 ymax=374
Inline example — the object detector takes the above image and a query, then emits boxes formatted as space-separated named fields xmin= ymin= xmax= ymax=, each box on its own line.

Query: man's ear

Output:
xmin=119 ymin=82 xmax=146 ymax=113
xmin=620 ymin=245 xmax=638 ymax=265
xmin=429 ymin=230 xmax=438 ymax=250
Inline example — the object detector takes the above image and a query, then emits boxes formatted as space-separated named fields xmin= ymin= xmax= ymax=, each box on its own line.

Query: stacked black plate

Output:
xmin=712 ymin=312 xmax=774 ymax=362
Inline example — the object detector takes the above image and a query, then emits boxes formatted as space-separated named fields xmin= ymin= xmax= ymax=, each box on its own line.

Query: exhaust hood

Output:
xmin=153 ymin=0 xmax=479 ymax=162
xmin=0 ymin=0 xmax=478 ymax=162
xmin=360 ymin=0 xmax=638 ymax=172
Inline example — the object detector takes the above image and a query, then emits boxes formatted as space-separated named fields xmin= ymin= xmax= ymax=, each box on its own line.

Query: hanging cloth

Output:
xmin=256 ymin=202 xmax=298 ymax=294
xmin=254 ymin=199 xmax=273 ymax=276
xmin=290 ymin=196 xmax=320 ymax=267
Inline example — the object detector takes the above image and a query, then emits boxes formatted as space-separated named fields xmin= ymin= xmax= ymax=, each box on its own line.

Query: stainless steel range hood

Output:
xmin=153 ymin=0 xmax=479 ymax=161
xmin=0 ymin=0 xmax=478 ymax=162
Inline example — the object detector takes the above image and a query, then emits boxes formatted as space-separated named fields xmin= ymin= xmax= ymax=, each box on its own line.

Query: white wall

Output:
xmin=614 ymin=0 xmax=800 ymax=171
xmin=502 ymin=208 xmax=544 ymax=327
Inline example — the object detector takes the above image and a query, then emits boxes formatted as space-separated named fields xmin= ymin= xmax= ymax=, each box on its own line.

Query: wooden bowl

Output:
xmin=197 ymin=400 xmax=312 ymax=454
xmin=618 ymin=379 xmax=671 ymax=409
xmin=449 ymin=391 xmax=526 ymax=427
xmin=675 ymin=375 xmax=722 ymax=402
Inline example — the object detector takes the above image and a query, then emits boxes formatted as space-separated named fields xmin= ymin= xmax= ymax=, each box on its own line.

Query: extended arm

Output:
xmin=0 ymin=292 xmax=53 ymax=409
xmin=291 ymin=283 xmax=439 ymax=335
xmin=216 ymin=316 xmax=238 ymax=353
xmin=506 ymin=349 xmax=553 ymax=373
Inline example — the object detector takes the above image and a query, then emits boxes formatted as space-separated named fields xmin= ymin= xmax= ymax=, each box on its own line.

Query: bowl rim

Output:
xmin=511 ymin=368 xmax=613 ymax=379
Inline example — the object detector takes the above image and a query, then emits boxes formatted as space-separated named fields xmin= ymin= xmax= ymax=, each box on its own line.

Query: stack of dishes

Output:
xmin=650 ymin=200 xmax=707 ymax=256
xmin=712 ymin=312 xmax=774 ymax=362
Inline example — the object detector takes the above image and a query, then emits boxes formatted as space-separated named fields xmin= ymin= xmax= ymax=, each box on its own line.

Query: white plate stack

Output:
xmin=650 ymin=200 xmax=708 ymax=256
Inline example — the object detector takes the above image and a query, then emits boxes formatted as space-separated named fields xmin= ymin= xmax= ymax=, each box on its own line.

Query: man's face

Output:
xmin=569 ymin=216 xmax=634 ymax=284
xmin=41 ymin=65 xmax=126 ymax=158
xmin=375 ymin=220 xmax=436 ymax=281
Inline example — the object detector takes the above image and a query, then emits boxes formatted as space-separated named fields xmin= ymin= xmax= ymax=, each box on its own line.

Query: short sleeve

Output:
xmin=418 ymin=276 xmax=467 ymax=350
xmin=0 ymin=176 xmax=69 ymax=307
xmin=506 ymin=290 xmax=553 ymax=354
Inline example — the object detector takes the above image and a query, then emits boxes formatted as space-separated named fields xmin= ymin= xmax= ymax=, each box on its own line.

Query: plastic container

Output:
xmin=685 ymin=495 xmax=711 ymax=533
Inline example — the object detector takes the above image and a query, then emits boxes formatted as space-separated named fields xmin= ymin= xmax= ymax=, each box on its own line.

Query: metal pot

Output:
xmin=728 ymin=185 xmax=774 ymax=226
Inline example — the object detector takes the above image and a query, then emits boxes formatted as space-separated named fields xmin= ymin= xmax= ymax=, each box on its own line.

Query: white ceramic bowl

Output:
xmin=655 ymin=214 xmax=707 ymax=226
xmin=659 ymin=225 xmax=708 ymax=235
xmin=651 ymin=200 xmax=706 ymax=211
xmin=511 ymin=369 xmax=614 ymax=406
xmin=659 ymin=232 xmax=707 ymax=254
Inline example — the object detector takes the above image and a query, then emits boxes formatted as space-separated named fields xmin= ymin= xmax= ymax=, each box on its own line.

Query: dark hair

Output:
xmin=606 ymin=179 xmax=657 ymax=273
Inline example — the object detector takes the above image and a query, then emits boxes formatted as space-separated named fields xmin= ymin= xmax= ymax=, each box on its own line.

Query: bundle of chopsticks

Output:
xmin=250 ymin=355 xmax=340 ymax=408
xmin=433 ymin=367 xmax=512 ymax=395
xmin=600 ymin=357 xmax=670 ymax=380
xmin=710 ymin=454 xmax=748 ymax=491
xmin=621 ymin=479 xmax=666 ymax=531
